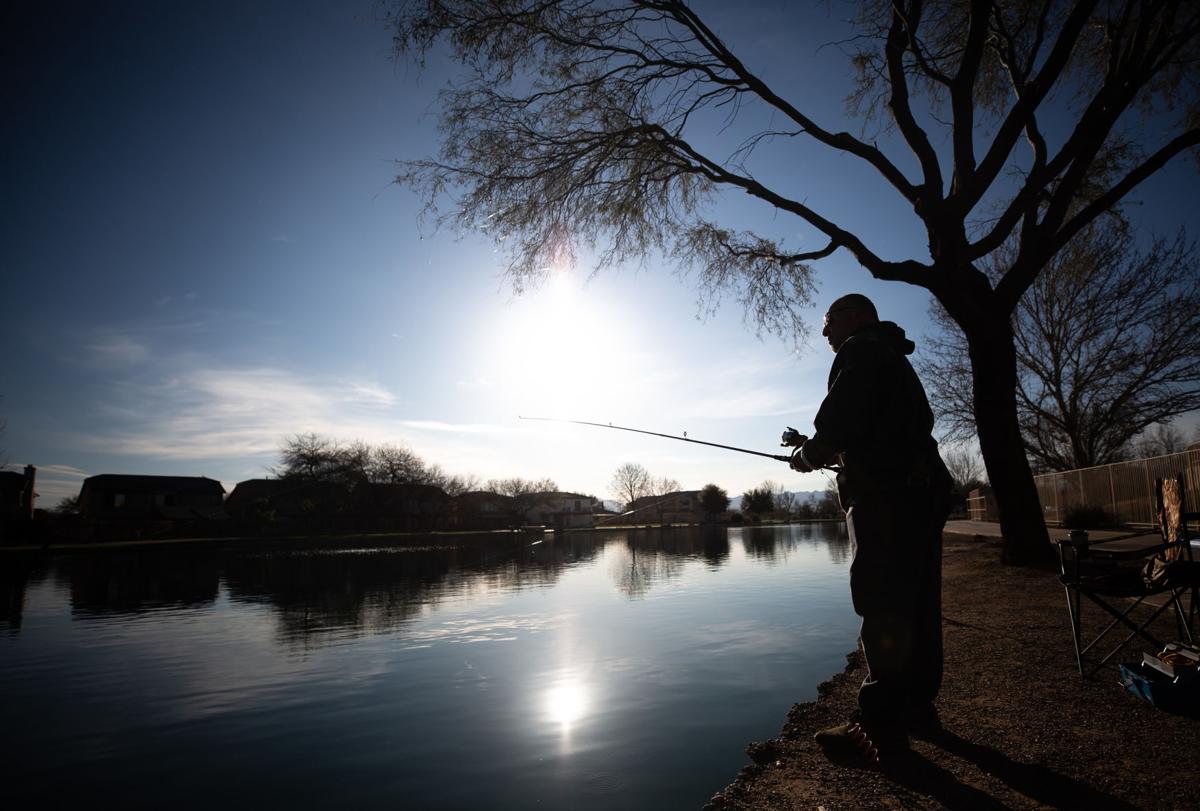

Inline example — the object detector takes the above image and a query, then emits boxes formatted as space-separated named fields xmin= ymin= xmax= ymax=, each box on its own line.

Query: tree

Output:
xmin=610 ymin=462 xmax=652 ymax=507
xmin=819 ymin=481 xmax=842 ymax=518
xmin=423 ymin=467 xmax=481 ymax=497
xmin=368 ymin=443 xmax=429 ymax=484
xmin=391 ymin=1 xmax=1200 ymax=565
xmin=764 ymin=480 xmax=798 ymax=515
xmin=1134 ymin=422 xmax=1189 ymax=458
xmin=699 ymin=483 xmax=729 ymax=515
xmin=943 ymin=446 xmax=987 ymax=496
xmin=741 ymin=486 xmax=775 ymax=516
xmin=275 ymin=434 xmax=479 ymax=493
xmin=487 ymin=476 xmax=558 ymax=522
xmin=52 ymin=494 xmax=79 ymax=515
xmin=650 ymin=475 xmax=681 ymax=497
xmin=274 ymin=433 xmax=350 ymax=483
xmin=922 ymin=227 xmax=1200 ymax=471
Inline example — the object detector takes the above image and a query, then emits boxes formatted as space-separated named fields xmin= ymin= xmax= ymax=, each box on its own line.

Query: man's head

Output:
xmin=822 ymin=294 xmax=878 ymax=352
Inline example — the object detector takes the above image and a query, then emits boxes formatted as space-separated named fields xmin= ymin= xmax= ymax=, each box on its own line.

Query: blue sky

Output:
xmin=3 ymin=1 xmax=1197 ymax=508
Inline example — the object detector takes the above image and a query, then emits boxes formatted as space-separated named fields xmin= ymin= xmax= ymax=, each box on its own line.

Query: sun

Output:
xmin=487 ymin=270 xmax=638 ymax=417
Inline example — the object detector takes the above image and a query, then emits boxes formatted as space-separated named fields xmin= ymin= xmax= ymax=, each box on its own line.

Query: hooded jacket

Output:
xmin=810 ymin=321 xmax=951 ymax=506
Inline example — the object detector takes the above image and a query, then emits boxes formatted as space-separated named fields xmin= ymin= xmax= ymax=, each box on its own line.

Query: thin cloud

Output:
xmin=84 ymin=332 xmax=149 ymax=367
xmin=78 ymin=364 xmax=470 ymax=464
xmin=399 ymin=420 xmax=512 ymax=435
xmin=33 ymin=463 xmax=89 ymax=479
xmin=345 ymin=383 xmax=397 ymax=406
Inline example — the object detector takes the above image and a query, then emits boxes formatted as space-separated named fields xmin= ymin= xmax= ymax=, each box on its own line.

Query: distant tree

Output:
xmin=52 ymin=494 xmax=79 ymax=515
xmin=818 ymin=481 xmax=842 ymax=518
xmin=764 ymin=480 xmax=798 ymax=515
xmin=339 ymin=440 xmax=373 ymax=483
xmin=368 ymin=443 xmax=429 ymax=483
xmin=741 ymin=487 xmax=775 ymax=516
xmin=1134 ymin=423 xmax=1189 ymax=458
xmin=943 ymin=446 xmax=987 ymax=496
xmin=275 ymin=433 xmax=343 ymax=482
xmin=275 ymin=433 xmax=478 ymax=494
xmin=650 ymin=476 xmax=681 ymax=497
xmin=922 ymin=228 xmax=1200 ymax=472
xmin=485 ymin=476 xmax=557 ymax=497
xmin=610 ymin=462 xmax=652 ymax=508
xmin=391 ymin=0 xmax=1200 ymax=565
xmin=274 ymin=435 xmax=370 ymax=485
xmin=487 ymin=476 xmax=558 ymax=522
xmin=428 ymin=469 xmax=481 ymax=497
xmin=699 ymin=483 xmax=730 ymax=516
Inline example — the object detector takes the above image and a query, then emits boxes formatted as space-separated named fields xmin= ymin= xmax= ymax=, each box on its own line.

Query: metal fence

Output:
xmin=1033 ymin=448 xmax=1200 ymax=527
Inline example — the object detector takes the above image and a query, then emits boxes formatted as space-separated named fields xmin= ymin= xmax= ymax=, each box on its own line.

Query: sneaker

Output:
xmin=815 ymin=720 xmax=905 ymax=765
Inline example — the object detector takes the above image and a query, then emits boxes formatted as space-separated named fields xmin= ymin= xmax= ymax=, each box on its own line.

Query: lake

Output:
xmin=2 ymin=523 xmax=857 ymax=810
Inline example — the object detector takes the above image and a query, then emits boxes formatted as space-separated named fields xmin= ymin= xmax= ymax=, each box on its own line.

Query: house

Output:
xmin=79 ymin=474 xmax=226 ymax=520
xmin=450 ymin=491 xmax=516 ymax=531
xmin=0 ymin=465 xmax=36 ymax=520
xmin=0 ymin=465 xmax=38 ymax=543
xmin=225 ymin=478 xmax=351 ymax=521
xmin=621 ymin=490 xmax=705 ymax=525
xmin=525 ymin=491 xmax=595 ymax=529
xmin=76 ymin=474 xmax=227 ymax=539
xmin=353 ymin=482 xmax=450 ymax=532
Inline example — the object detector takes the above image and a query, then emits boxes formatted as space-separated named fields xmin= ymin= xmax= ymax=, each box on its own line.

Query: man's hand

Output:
xmin=789 ymin=447 xmax=814 ymax=473
xmin=790 ymin=437 xmax=837 ymax=472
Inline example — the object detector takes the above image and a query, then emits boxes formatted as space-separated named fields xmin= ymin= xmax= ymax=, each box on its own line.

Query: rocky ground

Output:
xmin=707 ymin=534 xmax=1199 ymax=810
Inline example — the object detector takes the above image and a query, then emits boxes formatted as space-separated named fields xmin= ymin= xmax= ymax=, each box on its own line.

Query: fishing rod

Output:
xmin=518 ymin=416 xmax=807 ymax=465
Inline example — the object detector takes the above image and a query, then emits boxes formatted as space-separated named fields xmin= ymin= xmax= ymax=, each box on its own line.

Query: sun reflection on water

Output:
xmin=545 ymin=682 xmax=589 ymax=729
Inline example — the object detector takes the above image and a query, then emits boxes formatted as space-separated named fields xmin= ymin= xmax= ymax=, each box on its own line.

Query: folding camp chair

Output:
xmin=1057 ymin=475 xmax=1200 ymax=678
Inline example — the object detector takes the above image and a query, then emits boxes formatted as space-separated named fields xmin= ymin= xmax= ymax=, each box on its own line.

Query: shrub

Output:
xmin=1062 ymin=505 xmax=1119 ymax=530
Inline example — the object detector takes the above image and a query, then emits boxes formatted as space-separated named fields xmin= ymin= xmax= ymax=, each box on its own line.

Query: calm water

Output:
xmin=2 ymin=523 xmax=856 ymax=810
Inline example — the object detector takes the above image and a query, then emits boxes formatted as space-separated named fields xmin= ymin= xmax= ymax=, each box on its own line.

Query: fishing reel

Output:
xmin=780 ymin=427 xmax=808 ymax=448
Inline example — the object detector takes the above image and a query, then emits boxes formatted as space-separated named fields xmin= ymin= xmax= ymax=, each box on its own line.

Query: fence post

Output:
xmin=1054 ymin=473 xmax=1060 ymax=524
xmin=1108 ymin=466 xmax=1117 ymax=522
xmin=1143 ymin=460 xmax=1154 ymax=526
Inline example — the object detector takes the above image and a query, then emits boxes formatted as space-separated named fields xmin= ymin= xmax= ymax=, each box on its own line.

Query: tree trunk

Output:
xmin=964 ymin=316 xmax=1055 ymax=567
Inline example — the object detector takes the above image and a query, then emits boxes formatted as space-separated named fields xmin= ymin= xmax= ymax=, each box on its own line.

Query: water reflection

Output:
xmin=57 ymin=550 xmax=221 ymax=616
xmin=2 ymin=523 xmax=856 ymax=811
xmin=735 ymin=522 xmax=851 ymax=565
xmin=2 ymin=555 xmax=43 ymax=632
xmin=545 ymin=681 xmax=590 ymax=728
xmin=1 ymin=523 xmax=847 ymax=645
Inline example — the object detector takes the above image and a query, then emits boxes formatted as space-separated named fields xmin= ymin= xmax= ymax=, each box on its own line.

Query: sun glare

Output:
xmin=488 ymin=271 xmax=637 ymax=416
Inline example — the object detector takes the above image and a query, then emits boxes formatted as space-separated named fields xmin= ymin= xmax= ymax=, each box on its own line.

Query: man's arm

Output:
xmin=791 ymin=340 xmax=880 ymax=471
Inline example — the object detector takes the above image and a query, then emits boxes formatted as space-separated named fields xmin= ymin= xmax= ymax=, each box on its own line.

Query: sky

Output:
xmin=3 ymin=1 xmax=1198 ymax=508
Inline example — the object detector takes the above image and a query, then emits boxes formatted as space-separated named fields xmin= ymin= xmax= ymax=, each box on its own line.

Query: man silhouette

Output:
xmin=791 ymin=293 xmax=952 ymax=763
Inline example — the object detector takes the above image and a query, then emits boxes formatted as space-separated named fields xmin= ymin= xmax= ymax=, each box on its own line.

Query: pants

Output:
xmin=845 ymin=490 xmax=947 ymax=725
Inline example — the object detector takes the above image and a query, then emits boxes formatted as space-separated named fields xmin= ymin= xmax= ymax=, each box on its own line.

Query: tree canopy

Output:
xmin=740 ymin=486 xmax=775 ymax=515
xmin=699 ymin=482 xmax=729 ymax=515
xmin=922 ymin=227 xmax=1200 ymax=471
xmin=274 ymin=433 xmax=480 ymax=495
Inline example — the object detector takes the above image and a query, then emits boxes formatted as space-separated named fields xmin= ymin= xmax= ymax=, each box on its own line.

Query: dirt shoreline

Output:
xmin=707 ymin=534 xmax=1199 ymax=810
